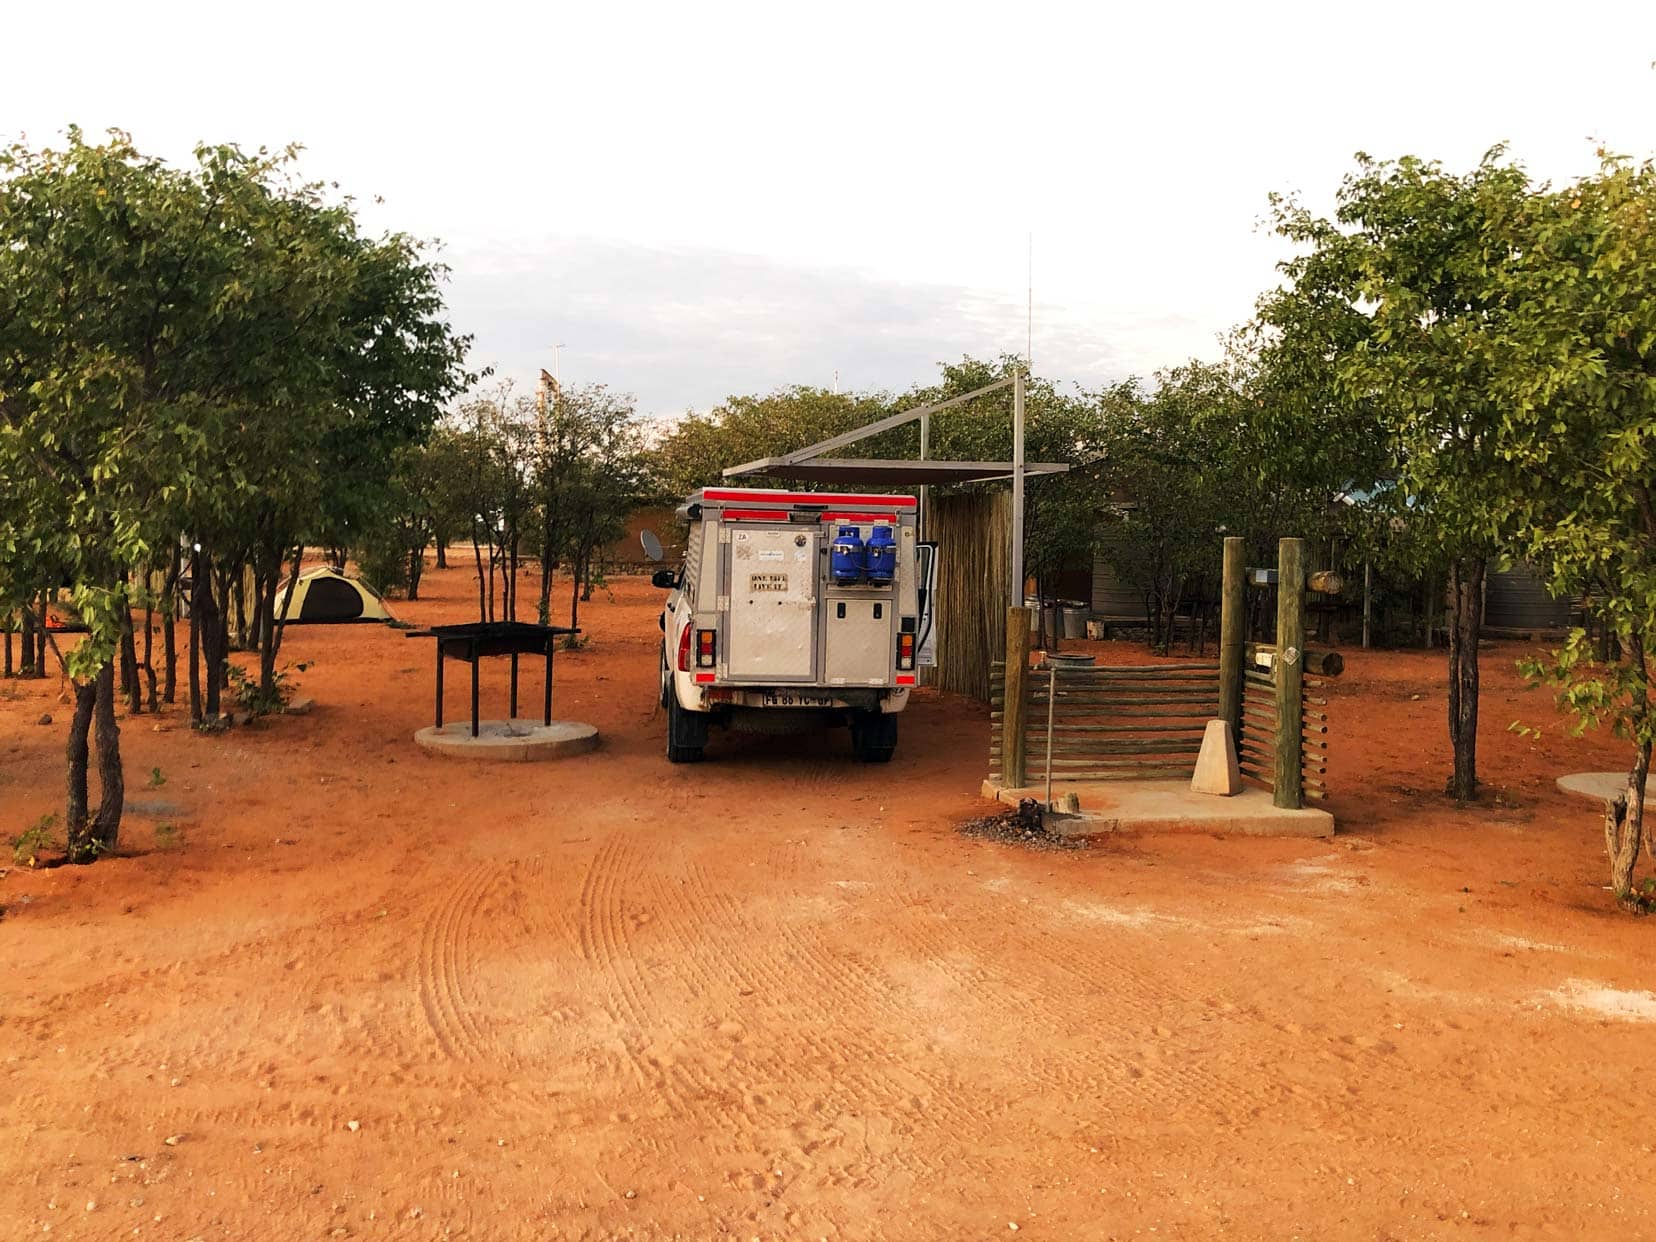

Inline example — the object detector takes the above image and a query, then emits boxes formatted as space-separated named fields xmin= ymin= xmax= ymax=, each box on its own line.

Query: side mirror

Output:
xmin=651 ymin=568 xmax=678 ymax=590
xmin=640 ymin=530 xmax=664 ymax=561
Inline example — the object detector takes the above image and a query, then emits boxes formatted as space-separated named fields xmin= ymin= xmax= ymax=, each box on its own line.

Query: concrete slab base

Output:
xmin=1557 ymin=772 xmax=1656 ymax=804
xmin=415 ymin=718 xmax=599 ymax=762
xmin=980 ymin=778 xmax=1334 ymax=838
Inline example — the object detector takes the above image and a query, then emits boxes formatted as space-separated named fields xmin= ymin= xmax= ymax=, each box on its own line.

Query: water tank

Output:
xmin=865 ymin=526 xmax=897 ymax=584
xmin=830 ymin=526 xmax=866 ymax=584
xmin=1486 ymin=563 xmax=1574 ymax=630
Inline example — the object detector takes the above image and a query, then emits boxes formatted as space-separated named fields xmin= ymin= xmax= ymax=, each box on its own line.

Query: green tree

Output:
xmin=1267 ymin=151 xmax=1535 ymax=800
xmin=1491 ymin=156 xmax=1656 ymax=907
xmin=1092 ymin=364 xmax=1241 ymax=653
xmin=544 ymin=384 xmax=650 ymax=638
xmin=0 ymin=130 xmax=252 ymax=858
xmin=652 ymin=386 xmax=895 ymax=497
xmin=0 ymin=129 xmax=470 ymax=858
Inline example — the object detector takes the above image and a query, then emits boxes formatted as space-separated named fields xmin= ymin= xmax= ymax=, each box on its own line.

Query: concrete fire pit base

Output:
xmin=1557 ymin=772 xmax=1656 ymax=804
xmin=414 ymin=719 xmax=599 ymax=762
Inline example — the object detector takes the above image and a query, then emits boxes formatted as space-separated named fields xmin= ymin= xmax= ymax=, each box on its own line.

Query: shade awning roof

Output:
xmin=723 ymin=457 xmax=1071 ymax=485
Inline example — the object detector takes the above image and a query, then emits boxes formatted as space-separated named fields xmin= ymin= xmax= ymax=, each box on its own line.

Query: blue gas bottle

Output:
xmin=830 ymin=525 xmax=866 ymax=583
xmin=865 ymin=525 xmax=897 ymax=584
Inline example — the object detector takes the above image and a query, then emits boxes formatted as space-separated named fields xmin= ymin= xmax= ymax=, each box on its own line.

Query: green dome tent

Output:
xmin=276 ymin=567 xmax=395 ymax=625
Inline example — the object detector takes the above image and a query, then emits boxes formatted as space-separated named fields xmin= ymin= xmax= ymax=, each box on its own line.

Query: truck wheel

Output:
xmin=666 ymin=693 xmax=708 ymax=763
xmin=851 ymin=711 xmax=897 ymax=763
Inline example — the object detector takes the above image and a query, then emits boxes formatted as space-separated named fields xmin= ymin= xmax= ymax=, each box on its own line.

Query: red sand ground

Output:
xmin=3 ymin=563 xmax=1655 ymax=1240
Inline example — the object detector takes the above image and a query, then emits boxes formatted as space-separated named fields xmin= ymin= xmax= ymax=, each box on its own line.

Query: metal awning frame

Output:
xmin=722 ymin=374 xmax=1064 ymax=610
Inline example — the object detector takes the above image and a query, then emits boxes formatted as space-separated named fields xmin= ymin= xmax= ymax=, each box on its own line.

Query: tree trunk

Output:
xmin=435 ymin=535 xmax=448 ymax=570
xmin=189 ymin=549 xmax=202 ymax=726
xmin=143 ymin=595 xmax=158 ymax=713
xmin=89 ymin=662 xmax=123 ymax=856
xmin=191 ymin=548 xmax=225 ymax=723
xmin=471 ymin=532 xmax=486 ymax=621
xmin=119 ymin=597 xmax=141 ymax=714
xmin=20 ymin=600 xmax=37 ymax=676
xmin=64 ymin=676 xmax=97 ymax=859
xmin=35 ymin=591 xmax=47 ymax=676
xmin=3 ymin=620 xmax=11 ymax=677
xmin=232 ymin=565 xmax=253 ymax=652
xmin=268 ymin=544 xmax=303 ymax=675
xmin=568 ymin=554 xmax=582 ymax=637
xmin=255 ymin=564 xmax=279 ymax=699
xmin=1445 ymin=556 xmax=1485 ymax=801
xmin=162 ymin=545 xmax=180 ymax=704
xmin=407 ymin=536 xmax=425 ymax=601
xmin=538 ymin=540 xmax=554 ymax=626
xmin=1606 ymin=656 xmax=1648 ymax=910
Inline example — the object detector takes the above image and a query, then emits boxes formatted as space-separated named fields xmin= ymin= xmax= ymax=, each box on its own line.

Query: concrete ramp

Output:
xmin=980 ymin=778 xmax=1333 ymax=839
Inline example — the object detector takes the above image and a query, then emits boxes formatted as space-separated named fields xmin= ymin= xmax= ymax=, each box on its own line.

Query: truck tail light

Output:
xmin=676 ymin=623 xmax=693 ymax=672
xmin=696 ymin=629 xmax=717 ymax=669
xmin=896 ymin=631 xmax=915 ymax=671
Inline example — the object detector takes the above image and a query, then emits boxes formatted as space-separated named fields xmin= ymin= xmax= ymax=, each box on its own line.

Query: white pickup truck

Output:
xmin=651 ymin=487 xmax=935 ymax=763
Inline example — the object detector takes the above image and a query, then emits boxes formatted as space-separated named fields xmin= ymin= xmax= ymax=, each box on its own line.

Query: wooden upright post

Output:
xmin=1274 ymin=538 xmax=1306 ymax=810
xmin=1218 ymin=537 xmax=1245 ymax=741
xmin=1003 ymin=605 xmax=1033 ymax=788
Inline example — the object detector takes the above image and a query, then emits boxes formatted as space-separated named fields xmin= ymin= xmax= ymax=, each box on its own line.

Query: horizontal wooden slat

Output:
xmin=1038 ymin=739 xmax=1205 ymax=755
xmin=1014 ymin=722 xmax=1208 ymax=735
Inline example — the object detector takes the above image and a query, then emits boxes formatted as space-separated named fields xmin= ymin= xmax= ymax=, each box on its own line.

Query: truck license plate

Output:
xmin=760 ymin=691 xmax=834 ymax=708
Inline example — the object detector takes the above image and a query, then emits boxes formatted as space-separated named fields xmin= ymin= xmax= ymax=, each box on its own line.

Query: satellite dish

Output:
xmin=640 ymin=530 xmax=664 ymax=561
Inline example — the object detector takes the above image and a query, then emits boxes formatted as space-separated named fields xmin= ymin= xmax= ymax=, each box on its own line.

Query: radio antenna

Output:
xmin=1026 ymin=232 xmax=1033 ymax=372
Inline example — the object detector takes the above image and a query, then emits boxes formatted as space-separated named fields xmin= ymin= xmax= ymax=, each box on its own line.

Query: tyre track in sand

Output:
xmin=576 ymin=832 xmax=728 ymax=1110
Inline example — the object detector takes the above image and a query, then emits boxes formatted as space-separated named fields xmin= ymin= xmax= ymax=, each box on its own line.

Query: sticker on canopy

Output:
xmin=749 ymin=573 xmax=789 ymax=593
xmin=757 ymin=549 xmax=784 ymax=562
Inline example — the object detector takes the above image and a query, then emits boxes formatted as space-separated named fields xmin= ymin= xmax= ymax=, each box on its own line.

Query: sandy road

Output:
xmin=3 ymin=566 xmax=1656 ymax=1239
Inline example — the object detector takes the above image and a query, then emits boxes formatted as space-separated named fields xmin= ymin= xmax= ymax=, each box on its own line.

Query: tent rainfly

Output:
xmin=276 ymin=567 xmax=395 ymax=625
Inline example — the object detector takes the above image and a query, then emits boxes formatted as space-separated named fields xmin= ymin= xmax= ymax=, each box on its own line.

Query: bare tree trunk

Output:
xmin=233 ymin=564 xmax=253 ymax=652
xmin=568 ymin=555 xmax=582 ymax=636
xmin=188 ymin=548 xmax=202 ymax=726
xmin=3 ymin=619 xmax=11 ymax=677
xmin=538 ymin=514 xmax=556 ymax=626
xmin=254 ymin=564 xmax=279 ymax=699
xmin=435 ymin=534 xmax=448 ymax=570
xmin=471 ymin=531 xmax=486 ymax=621
xmin=202 ymin=564 xmax=227 ymax=721
xmin=20 ymin=598 xmax=36 ymax=677
xmin=119 ymin=597 xmax=141 ymax=714
xmin=407 ymin=542 xmax=424 ymax=601
xmin=163 ymin=546 xmax=180 ymax=704
xmin=89 ymin=662 xmax=123 ymax=855
xmin=189 ymin=549 xmax=226 ymax=723
xmin=143 ymin=593 xmax=158 ymax=713
xmin=1445 ymin=556 xmax=1485 ymax=801
xmin=64 ymin=676 xmax=96 ymax=858
xmin=269 ymin=544 xmax=303 ymax=673
xmin=35 ymin=590 xmax=47 ymax=676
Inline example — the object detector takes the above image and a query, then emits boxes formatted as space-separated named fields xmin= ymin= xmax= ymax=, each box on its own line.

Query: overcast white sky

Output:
xmin=6 ymin=1 xmax=1656 ymax=417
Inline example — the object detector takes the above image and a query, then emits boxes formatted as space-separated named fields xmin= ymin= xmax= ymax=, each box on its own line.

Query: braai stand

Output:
xmin=409 ymin=621 xmax=600 ymax=761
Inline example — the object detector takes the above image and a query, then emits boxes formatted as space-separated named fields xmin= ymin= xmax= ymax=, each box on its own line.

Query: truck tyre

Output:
xmin=851 ymin=711 xmax=897 ymax=763
xmin=666 ymin=693 xmax=708 ymax=763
